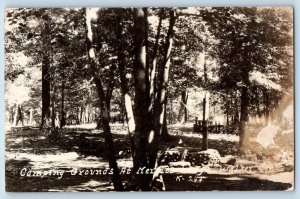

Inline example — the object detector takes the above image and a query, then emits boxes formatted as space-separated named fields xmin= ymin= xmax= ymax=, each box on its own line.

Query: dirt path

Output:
xmin=5 ymin=125 xmax=293 ymax=191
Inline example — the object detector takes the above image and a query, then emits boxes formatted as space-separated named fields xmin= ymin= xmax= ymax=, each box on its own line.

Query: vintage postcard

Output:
xmin=4 ymin=7 xmax=294 ymax=191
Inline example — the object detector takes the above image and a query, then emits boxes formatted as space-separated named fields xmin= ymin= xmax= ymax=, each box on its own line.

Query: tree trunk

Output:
xmin=184 ymin=92 xmax=188 ymax=122
xmin=79 ymin=107 xmax=84 ymax=124
xmin=51 ymin=85 xmax=56 ymax=128
xmin=226 ymin=109 xmax=229 ymax=126
xmin=202 ymin=95 xmax=208 ymax=150
xmin=255 ymin=87 xmax=261 ymax=118
xmin=94 ymin=78 xmax=124 ymax=191
xmin=234 ymin=97 xmax=239 ymax=127
xmin=239 ymin=86 xmax=249 ymax=148
xmin=105 ymin=64 xmax=117 ymax=111
xmin=14 ymin=104 xmax=24 ymax=126
xmin=41 ymin=54 xmax=51 ymax=128
xmin=60 ymin=78 xmax=65 ymax=128
xmin=120 ymin=100 xmax=125 ymax=126
xmin=203 ymin=55 xmax=208 ymax=83
xmin=12 ymin=105 xmax=17 ymax=126
xmin=132 ymin=8 xmax=151 ymax=190
xmin=9 ymin=106 xmax=14 ymax=124
xmin=85 ymin=104 xmax=90 ymax=123
xmin=117 ymin=51 xmax=136 ymax=162
xmin=177 ymin=90 xmax=188 ymax=123
xmin=76 ymin=106 xmax=80 ymax=124
xmin=263 ymin=88 xmax=270 ymax=124
xmin=114 ymin=14 xmax=136 ymax=164
xmin=226 ymin=93 xmax=230 ymax=125
xmin=151 ymin=9 xmax=177 ymax=168
xmin=170 ymin=100 xmax=174 ymax=124
xmin=29 ymin=108 xmax=34 ymax=125
xmin=40 ymin=15 xmax=51 ymax=129
xmin=82 ymin=107 xmax=85 ymax=124
xmin=84 ymin=8 xmax=124 ymax=191
xmin=161 ymin=95 xmax=168 ymax=138
xmin=149 ymin=9 xmax=164 ymax=112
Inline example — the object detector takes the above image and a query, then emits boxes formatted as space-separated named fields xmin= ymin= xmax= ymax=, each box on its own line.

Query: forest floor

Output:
xmin=5 ymin=123 xmax=294 ymax=191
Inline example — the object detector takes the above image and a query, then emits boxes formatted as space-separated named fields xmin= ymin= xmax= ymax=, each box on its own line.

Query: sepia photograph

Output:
xmin=4 ymin=7 xmax=294 ymax=191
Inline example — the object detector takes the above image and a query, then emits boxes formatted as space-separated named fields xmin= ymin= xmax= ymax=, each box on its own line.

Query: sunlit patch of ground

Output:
xmin=253 ymin=171 xmax=294 ymax=185
xmin=5 ymin=123 xmax=293 ymax=191
xmin=6 ymin=151 xmax=109 ymax=170
xmin=65 ymin=123 xmax=97 ymax=129
xmin=60 ymin=180 xmax=114 ymax=192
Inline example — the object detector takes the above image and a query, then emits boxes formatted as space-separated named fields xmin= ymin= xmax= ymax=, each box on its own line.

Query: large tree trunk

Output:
xmin=84 ymin=8 xmax=124 ymax=191
xmin=40 ymin=14 xmax=51 ymax=129
xmin=161 ymin=94 xmax=168 ymax=138
xmin=41 ymin=52 xmax=51 ymax=128
xmin=239 ymin=86 xmax=249 ymax=148
xmin=149 ymin=9 xmax=164 ymax=112
xmin=94 ymin=78 xmax=124 ymax=191
xmin=132 ymin=8 xmax=152 ymax=190
xmin=114 ymin=14 xmax=136 ymax=164
xmin=150 ymin=9 xmax=177 ymax=168
xmin=116 ymin=43 xmax=136 ymax=162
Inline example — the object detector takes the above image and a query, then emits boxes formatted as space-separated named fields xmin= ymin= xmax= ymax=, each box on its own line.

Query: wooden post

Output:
xmin=202 ymin=96 xmax=208 ymax=150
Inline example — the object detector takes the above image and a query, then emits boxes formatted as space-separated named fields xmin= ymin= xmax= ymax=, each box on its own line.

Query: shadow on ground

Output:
xmin=5 ymin=125 xmax=293 ymax=191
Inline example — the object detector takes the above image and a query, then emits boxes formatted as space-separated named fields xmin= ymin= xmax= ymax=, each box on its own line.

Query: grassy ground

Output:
xmin=5 ymin=123 xmax=294 ymax=191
